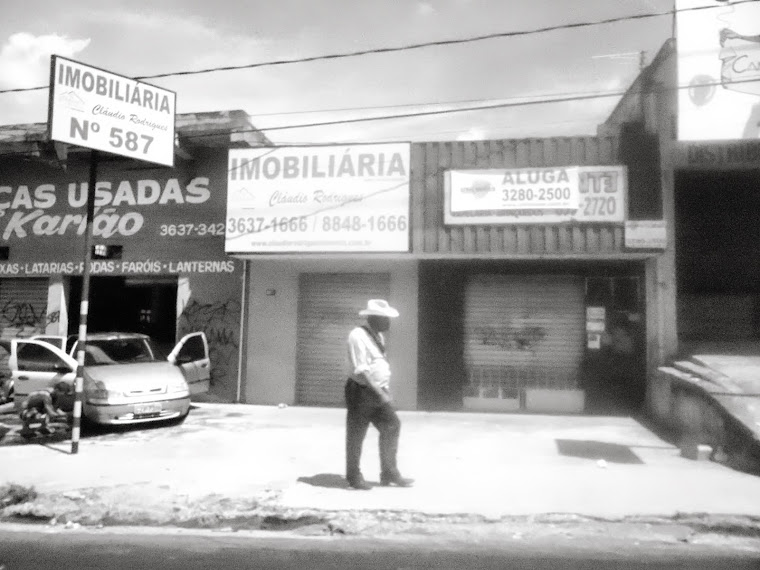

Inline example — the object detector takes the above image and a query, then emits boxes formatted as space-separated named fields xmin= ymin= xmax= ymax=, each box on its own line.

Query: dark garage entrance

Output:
xmin=676 ymin=169 xmax=760 ymax=353
xmin=68 ymin=276 xmax=178 ymax=354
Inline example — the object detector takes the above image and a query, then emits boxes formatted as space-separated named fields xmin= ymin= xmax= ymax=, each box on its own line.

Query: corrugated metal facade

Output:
xmin=295 ymin=273 xmax=391 ymax=406
xmin=463 ymin=274 xmax=586 ymax=390
xmin=0 ymin=278 xmax=49 ymax=379
xmin=410 ymin=137 xmax=625 ymax=255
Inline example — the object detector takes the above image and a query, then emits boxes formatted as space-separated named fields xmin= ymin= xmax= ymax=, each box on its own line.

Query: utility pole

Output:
xmin=71 ymin=149 xmax=97 ymax=455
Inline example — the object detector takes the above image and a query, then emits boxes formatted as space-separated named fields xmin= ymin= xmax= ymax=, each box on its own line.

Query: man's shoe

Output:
xmin=346 ymin=476 xmax=372 ymax=490
xmin=379 ymin=473 xmax=414 ymax=487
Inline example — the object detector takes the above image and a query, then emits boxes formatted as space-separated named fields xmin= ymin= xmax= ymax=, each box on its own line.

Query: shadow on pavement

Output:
xmin=297 ymin=473 xmax=351 ymax=489
xmin=555 ymin=439 xmax=644 ymax=464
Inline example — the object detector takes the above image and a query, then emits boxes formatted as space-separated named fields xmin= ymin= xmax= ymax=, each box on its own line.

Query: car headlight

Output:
xmin=85 ymin=381 xmax=124 ymax=402
xmin=168 ymin=377 xmax=188 ymax=393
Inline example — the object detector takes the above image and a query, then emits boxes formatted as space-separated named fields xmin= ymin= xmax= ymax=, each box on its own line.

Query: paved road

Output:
xmin=1 ymin=527 xmax=759 ymax=570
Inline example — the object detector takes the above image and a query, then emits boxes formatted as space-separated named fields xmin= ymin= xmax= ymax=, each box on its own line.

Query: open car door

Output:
xmin=30 ymin=335 xmax=67 ymax=352
xmin=167 ymin=332 xmax=210 ymax=395
xmin=9 ymin=339 xmax=77 ymax=410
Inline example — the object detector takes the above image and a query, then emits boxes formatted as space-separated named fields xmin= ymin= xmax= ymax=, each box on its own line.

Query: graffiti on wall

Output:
xmin=0 ymin=300 xmax=59 ymax=335
xmin=178 ymin=298 xmax=239 ymax=387
xmin=474 ymin=325 xmax=547 ymax=352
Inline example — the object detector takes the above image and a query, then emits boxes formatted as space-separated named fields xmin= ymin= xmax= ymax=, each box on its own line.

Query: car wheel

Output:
xmin=79 ymin=413 xmax=106 ymax=435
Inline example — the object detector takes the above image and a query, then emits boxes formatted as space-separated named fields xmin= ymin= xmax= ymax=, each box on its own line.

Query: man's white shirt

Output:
xmin=347 ymin=326 xmax=391 ymax=391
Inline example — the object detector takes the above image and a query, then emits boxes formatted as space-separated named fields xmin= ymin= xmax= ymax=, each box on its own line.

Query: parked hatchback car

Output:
xmin=0 ymin=339 xmax=12 ymax=405
xmin=9 ymin=332 xmax=210 ymax=425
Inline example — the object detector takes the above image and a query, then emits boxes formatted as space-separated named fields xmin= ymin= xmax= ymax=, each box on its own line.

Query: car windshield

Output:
xmin=81 ymin=338 xmax=162 ymax=366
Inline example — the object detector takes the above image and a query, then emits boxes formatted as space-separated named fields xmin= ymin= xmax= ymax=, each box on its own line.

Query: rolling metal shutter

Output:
xmin=296 ymin=273 xmax=391 ymax=406
xmin=0 ymin=278 xmax=50 ymax=377
xmin=464 ymin=274 xmax=585 ymax=394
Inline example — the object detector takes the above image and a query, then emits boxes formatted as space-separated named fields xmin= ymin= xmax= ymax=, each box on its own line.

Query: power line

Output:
xmin=0 ymin=88 xmax=628 ymax=160
xmin=182 ymin=75 xmax=760 ymax=141
xmin=248 ymin=88 xmax=623 ymax=119
xmin=0 ymin=75 xmax=756 ymax=160
xmin=0 ymin=0 xmax=756 ymax=96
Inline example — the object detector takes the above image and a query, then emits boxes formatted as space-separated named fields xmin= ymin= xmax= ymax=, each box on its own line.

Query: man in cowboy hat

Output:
xmin=345 ymin=299 xmax=413 ymax=490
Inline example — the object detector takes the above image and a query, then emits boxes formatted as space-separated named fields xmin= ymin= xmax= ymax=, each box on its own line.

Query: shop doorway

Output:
xmin=582 ymin=275 xmax=646 ymax=415
xmin=675 ymin=170 xmax=760 ymax=354
xmin=417 ymin=261 xmax=646 ymax=416
xmin=68 ymin=276 xmax=178 ymax=355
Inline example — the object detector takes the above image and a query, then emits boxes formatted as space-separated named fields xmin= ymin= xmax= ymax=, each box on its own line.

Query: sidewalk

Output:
xmin=1 ymin=403 xmax=760 ymax=531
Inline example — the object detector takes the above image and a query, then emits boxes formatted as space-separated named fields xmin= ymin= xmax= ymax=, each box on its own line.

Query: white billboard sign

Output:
xmin=625 ymin=220 xmax=667 ymax=249
xmin=48 ymin=56 xmax=176 ymax=166
xmin=676 ymin=0 xmax=760 ymax=141
xmin=444 ymin=166 xmax=627 ymax=225
xmin=225 ymin=144 xmax=411 ymax=253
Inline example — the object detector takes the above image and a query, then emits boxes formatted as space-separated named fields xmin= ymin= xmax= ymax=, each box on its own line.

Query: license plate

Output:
xmin=134 ymin=403 xmax=161 ymax=416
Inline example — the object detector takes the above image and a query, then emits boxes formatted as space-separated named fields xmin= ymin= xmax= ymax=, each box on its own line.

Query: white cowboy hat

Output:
xmin=359 ymin=299 xmax=399 ymax=318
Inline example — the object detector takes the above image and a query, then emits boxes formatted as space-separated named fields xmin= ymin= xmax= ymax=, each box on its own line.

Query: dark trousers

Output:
xmin=345 ymin=379 xmax=401 ymax=480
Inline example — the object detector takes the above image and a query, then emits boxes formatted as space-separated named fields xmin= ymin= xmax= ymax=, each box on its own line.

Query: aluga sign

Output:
xmin=444 ymin=166 xmax=627 ymax=225
xmin=48 ymin=56 xmax=177 ymax=167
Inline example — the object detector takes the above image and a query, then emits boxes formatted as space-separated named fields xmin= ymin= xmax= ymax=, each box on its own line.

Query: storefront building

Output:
xmin=600 ymin=3 xmax=760 ymax=413
xmin=0 ymin=110 xmax=270 ymax=403
xmin=232 ymin=137 xmax=659 ymax=415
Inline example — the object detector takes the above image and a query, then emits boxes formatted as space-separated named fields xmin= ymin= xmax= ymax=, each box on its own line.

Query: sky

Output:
xmin=0 ymin=0 xmax=675 ymax=145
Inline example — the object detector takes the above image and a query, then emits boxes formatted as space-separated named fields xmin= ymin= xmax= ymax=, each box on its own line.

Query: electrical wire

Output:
xmin=0 ymin=0 xmax=756 ymax=96
xmin=0 ymin=73 xmax=756 ymax=160
xmin=247 ymin=88 xmax=621 ymax=119
xmin=172 ymin=75 xmax=760 ymax=141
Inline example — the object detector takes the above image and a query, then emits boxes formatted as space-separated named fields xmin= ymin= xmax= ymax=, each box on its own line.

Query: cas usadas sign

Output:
xmin=0 ymin=175 xmax=221 ymax=241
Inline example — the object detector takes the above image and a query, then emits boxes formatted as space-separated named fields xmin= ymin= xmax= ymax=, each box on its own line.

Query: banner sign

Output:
xmin=444 ymin=166 xmax=627 ymax=225
xmin=48 ymin=56 xmax=177 ymax=166
xmin=625 ymin=220 xmax=667 ymax=249
xmin=0 ymin=175 xmax=219 ymax=242
xmin=226 ymin=144 xmax=411 ymax=253
xmin=672 ymin=140 xmax=760 ymax=168
xmin=676 ymin=0 xmax=760 ymax=141
xmin=0 ymin=259 xmax=237 ymax=277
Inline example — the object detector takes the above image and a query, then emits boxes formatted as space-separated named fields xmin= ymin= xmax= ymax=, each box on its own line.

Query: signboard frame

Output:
xmin=443 ymin=165 xmax=628 ymax=225
xmin=48 ymin=55 xmax=177 ymax=167
xmin=676 ymin=0 xmax=760 ymax=142
xmin=624 ymin=220 xmax=667 ymax=250
xmin=225 ymin=143 xmax=412 ymax=254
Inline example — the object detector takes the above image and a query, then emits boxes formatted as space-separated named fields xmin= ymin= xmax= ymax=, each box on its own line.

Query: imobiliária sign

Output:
xmin=226 ymin=144 xmax=411 ymax=253
xmin=48 ymin=56 xmax=176 ymax=167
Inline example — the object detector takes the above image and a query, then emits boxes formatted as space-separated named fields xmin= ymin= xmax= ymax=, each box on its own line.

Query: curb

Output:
xmin=3 ymin=493 xmax=760 ymax=539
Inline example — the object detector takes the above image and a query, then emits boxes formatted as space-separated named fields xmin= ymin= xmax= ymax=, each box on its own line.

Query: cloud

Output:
xmin=417 ymin=2 xmax=436 ymax=16
xmin=0 ymin=32 xmax=90 ymax=88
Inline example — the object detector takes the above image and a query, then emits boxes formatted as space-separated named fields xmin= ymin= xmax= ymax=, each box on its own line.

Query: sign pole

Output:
xmin=71 ymin=149 xmax=98 ymax=455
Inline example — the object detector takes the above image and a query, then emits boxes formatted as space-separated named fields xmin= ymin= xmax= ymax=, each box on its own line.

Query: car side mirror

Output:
xmin=55 ymin=363 xmax=73 ymax=373
xmin=175 ymin=354 xmax=193 ymax=365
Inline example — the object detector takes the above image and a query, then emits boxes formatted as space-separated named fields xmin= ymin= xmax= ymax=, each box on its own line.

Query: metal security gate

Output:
xmin=463 ymin=274 xmax=585 ymax=408
xmin=296 ymin=273 xmax=391 ymax=406
xmin=0 ymin=277 xmax=49 ymax=377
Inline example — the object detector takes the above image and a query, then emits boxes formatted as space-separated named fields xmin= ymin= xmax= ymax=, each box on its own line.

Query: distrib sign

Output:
xmin=48 ymin=56 xmax=176 ymax=166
